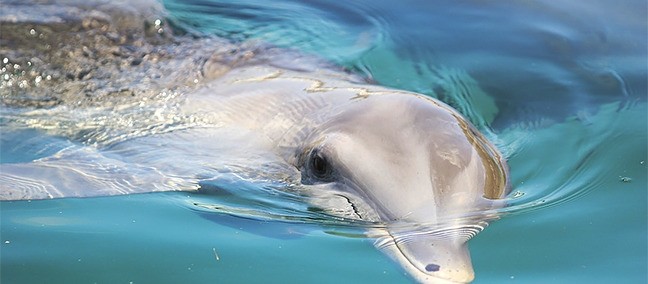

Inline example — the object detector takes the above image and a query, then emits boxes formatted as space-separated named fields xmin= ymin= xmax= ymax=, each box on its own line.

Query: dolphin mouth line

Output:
xmin=390 ymin=233 xmax=435 ymax=274
xmin=333 ymin=193 xmax=364 ymax=219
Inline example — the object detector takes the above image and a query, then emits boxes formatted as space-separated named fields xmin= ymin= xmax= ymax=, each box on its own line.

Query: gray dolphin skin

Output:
xmin=1 ymin=65 xmax=509 ymax=283
xmin=0 ymin=1 xmax=509 ymax=283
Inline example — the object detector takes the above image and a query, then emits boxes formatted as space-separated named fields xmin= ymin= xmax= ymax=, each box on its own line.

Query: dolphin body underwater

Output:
xmin=0 ymin=1 xmax=509 ymax=283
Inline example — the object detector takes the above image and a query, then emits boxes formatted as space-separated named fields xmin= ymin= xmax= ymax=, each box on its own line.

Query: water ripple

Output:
xmin=165 ymin=0 xmax=389 ymax=64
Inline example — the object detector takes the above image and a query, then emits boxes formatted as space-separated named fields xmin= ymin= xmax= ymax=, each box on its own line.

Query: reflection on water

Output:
xmin=1 ymin=0 xmax=646 ymax=283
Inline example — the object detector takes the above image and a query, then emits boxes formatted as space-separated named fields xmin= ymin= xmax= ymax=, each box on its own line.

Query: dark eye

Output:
xmin=311 ymin=152 xmax=332 ymax=179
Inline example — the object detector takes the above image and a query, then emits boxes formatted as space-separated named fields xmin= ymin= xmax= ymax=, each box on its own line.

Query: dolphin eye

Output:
xmin=310 ymin=152 xmax=332 ymax=180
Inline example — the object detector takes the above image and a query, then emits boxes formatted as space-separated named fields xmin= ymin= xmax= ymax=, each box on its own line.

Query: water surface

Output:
xmin=2 ymin=0 xmax=647 ymax=283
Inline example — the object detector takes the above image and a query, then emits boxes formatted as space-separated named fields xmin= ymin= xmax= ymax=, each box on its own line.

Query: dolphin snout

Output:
xmin=374 ymin=225 xmax=481 ymax=283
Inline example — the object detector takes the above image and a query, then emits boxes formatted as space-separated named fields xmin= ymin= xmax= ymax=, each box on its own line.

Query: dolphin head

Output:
xmin=295 ymin=93 xmax=509 ymax=283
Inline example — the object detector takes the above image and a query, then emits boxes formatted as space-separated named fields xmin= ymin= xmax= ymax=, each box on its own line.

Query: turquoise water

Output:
xmin=2 ymin=0 xmax=647 ymax=283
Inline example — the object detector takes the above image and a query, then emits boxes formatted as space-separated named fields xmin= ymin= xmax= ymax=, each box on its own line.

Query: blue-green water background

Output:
xmin=2 ymin=0 xmax=647 ymax=283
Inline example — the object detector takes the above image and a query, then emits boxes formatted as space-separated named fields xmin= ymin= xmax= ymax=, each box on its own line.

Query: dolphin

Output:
xmin=0 ymin=64 xmax=508 ymax=283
